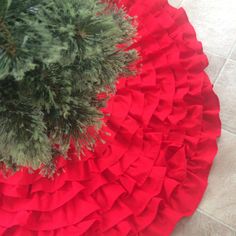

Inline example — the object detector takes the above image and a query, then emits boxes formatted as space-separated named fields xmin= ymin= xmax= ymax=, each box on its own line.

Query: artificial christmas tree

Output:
xmin=0 ymin=0 xmax=137 ymax=172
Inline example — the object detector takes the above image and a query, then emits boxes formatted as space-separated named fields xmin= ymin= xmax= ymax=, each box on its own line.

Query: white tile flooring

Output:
xmin=168 ymin=0 xmax=236 ymax=235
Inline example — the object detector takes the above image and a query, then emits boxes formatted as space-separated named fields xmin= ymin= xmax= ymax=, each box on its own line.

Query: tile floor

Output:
xmin=168 ymin=0 xmax=236 ymax=235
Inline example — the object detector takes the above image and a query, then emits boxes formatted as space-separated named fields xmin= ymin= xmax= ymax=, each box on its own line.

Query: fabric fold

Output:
xmin=0 ymin=0 xmax=221 ymax=235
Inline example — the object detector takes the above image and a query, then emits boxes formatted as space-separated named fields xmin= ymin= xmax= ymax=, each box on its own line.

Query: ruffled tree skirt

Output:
xmin=0 ymin=0 xmax=221 ymax=235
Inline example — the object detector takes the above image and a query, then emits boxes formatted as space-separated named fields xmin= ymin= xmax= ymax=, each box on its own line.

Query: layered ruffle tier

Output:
xmin=0 ymin=0 xmax=221 ymax=235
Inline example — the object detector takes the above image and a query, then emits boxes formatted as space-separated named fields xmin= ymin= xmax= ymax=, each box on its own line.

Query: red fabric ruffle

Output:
xmin=0 ymin=0 xmax=221 ymax=235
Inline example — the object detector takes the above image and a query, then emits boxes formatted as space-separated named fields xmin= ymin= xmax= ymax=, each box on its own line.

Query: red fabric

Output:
xmin=0 ymin=0 xmax=221 ymax=235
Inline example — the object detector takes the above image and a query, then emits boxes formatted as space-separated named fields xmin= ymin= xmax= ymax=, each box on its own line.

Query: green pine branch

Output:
xmin=0 ymin=0 xmax=137 ymax=174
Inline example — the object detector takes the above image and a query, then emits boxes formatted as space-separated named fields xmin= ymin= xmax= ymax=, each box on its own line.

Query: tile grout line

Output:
xmin=204 ymin=49 xmax=224 ymax=58
xmin=214 ymin=38 xmax=236 ymax=86
xmin=197 ymin=208 xmax=236 ymax=232
xmin=205 ymin=50 xmax=236 ymax=63
xmin=222 ymin=126 xmax=236 ymax=136
xmin=169 ymin=0 xmax=183 ymax=8
xmin=203 ymin=49 xmax=228 ymax=82
xmin=213 ymin=58 xmax=228 ymax=86
xmin=228 ymin=39 xmax=236 ymax=59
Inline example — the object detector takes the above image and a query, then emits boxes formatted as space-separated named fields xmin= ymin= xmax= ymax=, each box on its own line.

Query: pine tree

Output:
xmin=0 ymin=0 xmax=137 ymax=173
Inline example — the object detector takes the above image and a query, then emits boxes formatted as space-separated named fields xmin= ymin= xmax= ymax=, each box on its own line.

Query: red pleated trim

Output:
xmin=0 ymin=0 xmax=221 ymax=235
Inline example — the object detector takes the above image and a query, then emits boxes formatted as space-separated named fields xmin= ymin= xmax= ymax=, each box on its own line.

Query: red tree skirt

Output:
xmin=0 ymin=0 xmax=221 ymax=235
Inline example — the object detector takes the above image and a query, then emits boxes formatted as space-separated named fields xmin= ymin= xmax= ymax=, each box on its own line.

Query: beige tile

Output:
xmin=172 ymin=210 xmax=235 ymax=236
xmin=168 ymin=0 xmax=182 ymax=7
xmin=181 ymin=0 xmax=236 ymax=57
xmin=199 ymin=129 xmax=236 ymax=229
xmin=214 ymin=60 xmax=236 ymax=132
xmin=230 ymin=44 xmax=236 ymax=61
xmin=205 ymin=51 xmax=226 ymax=84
